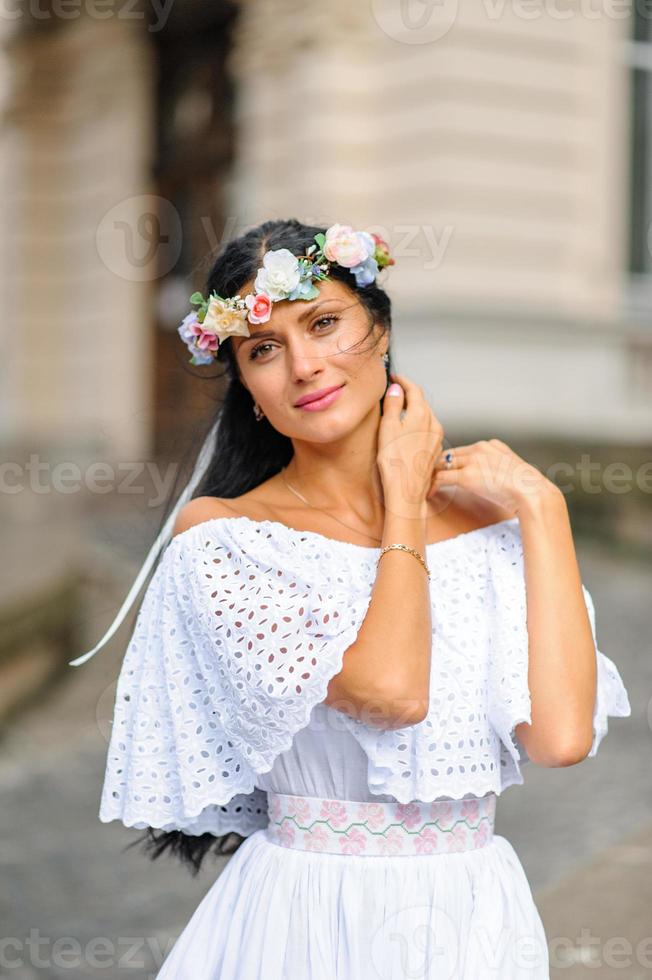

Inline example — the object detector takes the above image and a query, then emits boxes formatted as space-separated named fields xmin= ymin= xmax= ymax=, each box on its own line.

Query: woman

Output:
xmin=75 ymin=219 xmax=631 ymax=978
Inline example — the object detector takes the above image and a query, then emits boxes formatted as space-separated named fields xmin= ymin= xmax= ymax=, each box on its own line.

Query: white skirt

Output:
xmin=156 ymin=790 xmax=549 ymax=979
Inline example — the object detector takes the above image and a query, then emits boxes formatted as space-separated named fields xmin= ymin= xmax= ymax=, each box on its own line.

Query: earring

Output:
xmin=253 ymin=402 xmax=264 ymax=422
xmin=381 ymin=352 xmax=389 ymax=369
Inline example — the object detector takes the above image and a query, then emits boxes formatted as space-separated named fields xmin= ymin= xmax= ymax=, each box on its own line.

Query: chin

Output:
xmin=282 ymin=413 xmax=358 ymax=444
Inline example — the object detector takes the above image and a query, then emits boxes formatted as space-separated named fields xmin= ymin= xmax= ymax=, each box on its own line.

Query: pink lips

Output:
xmin=294 ymin=384 xmax=345 ymax=411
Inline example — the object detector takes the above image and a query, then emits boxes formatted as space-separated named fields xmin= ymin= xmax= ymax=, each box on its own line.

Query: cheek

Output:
xmin=337 ymin=342 xmax=384 ymax=387
xmin=244 ymin=367 xmax=291 ymax=416
xmin=324 ymin=327 xmax=378 ymax=376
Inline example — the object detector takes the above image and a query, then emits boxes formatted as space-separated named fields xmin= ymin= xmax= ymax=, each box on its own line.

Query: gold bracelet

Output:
xmin=378 ymin=543 xmax=430 ymax=579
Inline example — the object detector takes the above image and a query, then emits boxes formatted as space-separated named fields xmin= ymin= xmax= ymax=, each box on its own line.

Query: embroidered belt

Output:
xmin=265 ymin=791 xmax=496 ymax=857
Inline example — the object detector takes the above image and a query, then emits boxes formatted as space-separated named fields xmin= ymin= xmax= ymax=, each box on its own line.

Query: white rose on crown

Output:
xmin=254 ymin=248 xmax=302 ymax=301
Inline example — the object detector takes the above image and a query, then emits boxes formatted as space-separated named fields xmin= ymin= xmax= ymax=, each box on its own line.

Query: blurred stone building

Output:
xmin=1 ymin=0 xmax=651 ymax=465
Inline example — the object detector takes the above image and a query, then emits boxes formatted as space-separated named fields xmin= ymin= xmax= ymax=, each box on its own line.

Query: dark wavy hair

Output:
xmin=126 ymin=217 xmax=393 ymax=875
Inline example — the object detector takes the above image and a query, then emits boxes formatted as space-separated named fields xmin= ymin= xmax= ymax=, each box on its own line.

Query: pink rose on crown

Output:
xmin=371 ymin=232 xmax=395 ymax=268
xmin=323 ymin=224 xmax=375 ymax=268
xmin=177 ymin=313 xmax=217 ymax=365
xmin=185 ymin=319 xmax=220 ymax=355
xmin=245 ymin=292 xmax=272 ymax=324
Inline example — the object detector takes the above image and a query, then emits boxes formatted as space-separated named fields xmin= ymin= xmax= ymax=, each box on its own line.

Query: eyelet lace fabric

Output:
xmin=485 ymin=523 xmax=631 ymax=782
xmin=99 ymin=516 xmax=631 ymax=838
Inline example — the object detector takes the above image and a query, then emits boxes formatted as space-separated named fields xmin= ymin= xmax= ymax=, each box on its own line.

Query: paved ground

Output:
xmin=537 ymin=822 xmax=652 ymax=979
xmin=0 ymin=504 xmax=649 ymax=979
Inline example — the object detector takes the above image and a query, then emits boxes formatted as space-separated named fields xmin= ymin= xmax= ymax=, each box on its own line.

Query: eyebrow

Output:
xmin=239 ymin=299 xmax=336 ymax=345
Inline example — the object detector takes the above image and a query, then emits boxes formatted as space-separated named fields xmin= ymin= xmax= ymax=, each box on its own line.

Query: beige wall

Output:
xmin=231 ymin=4 xmax=630 ymax=315
xmin=2 ymin=15 xmax=156 ymax=460
xmin=1 ymin=2 xmax=649 ymax=458
xmin=229 ymin=2 xmax=651 ymax=440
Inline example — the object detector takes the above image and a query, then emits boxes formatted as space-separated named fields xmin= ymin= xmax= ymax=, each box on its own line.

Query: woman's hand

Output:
xmin=377 ymin=372 xmax=445 ymax=517
xmin=429 ymin=437 xmax=560 ymax=515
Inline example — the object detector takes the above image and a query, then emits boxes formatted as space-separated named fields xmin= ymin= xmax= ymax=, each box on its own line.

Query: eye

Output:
xmin=313 ymin=314 xmax=340 ymax=330
xmin=249 ymin=342 xmax=276 ymax=361
xmin=249 ymin=313 xmax=339 ymax=361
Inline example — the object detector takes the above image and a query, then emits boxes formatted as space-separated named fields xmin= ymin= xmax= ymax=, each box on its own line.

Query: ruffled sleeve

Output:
xmin=486 ymin=519 xmax=631 ymax=786
xmin=581 ymin=583 xmax=632 ymax=757
xmin=99 ymin=518 xmax=372 ymax=837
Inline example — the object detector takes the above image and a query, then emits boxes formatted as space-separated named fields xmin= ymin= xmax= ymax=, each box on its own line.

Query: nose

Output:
xmin=287 ymin=340 xmax=325 ymax=384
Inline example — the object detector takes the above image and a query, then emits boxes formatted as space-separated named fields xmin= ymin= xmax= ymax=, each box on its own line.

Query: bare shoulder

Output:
xmin=172 ymin=481 xmax=275 ymax=536
xmin=172 ymin=496 xmax=244 ymax=538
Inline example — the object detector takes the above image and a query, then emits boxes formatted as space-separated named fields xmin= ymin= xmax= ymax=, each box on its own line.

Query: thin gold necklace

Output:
xmin=280 ymin=467 xmax=384 ymax=545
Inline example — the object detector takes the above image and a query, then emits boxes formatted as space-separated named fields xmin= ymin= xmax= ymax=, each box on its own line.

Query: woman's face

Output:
xmin=232 ymin=277 xmax=389 ymax=443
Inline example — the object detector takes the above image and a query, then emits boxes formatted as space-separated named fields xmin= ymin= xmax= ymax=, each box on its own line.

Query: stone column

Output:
xmin=1 ymin=13 xmax=156 ymax=463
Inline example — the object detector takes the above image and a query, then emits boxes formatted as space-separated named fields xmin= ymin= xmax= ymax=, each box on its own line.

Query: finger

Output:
xmin=388 ymin=372 xmax=425 ymax=407
xmin=382 ymin=381 xmax=405 ymax=419
xmin=436 ymin=444 xmax=474 ymax=457
xmin=430 ymin=466 xmax=462 ymax=489
xmin=432 ymin=444 xmax=487 ymax=469
xmin=427 ymin=468 xmax=461 ymax=501
xmin=434 ymin=448 xmax=461 ymax=470
xmin=434 ymin=451 xmax=463 ymax=472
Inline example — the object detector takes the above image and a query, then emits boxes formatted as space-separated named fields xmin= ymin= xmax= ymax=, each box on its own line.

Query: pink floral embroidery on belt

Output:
xmin=265 ymin=792 xmax=496 ymax=857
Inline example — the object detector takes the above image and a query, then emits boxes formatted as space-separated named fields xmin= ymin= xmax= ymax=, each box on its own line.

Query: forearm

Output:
xmin=515 ymin=486 xmax=598 ymax=766
xmin=324 ymin=501 xmax=432 ymax=730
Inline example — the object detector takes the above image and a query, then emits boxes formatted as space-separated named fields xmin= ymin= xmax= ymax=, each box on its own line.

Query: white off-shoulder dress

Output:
xmin=99 ymin=515 xmax=631 ymax=980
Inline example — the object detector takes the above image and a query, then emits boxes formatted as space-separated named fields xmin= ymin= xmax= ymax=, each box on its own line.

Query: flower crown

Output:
xmin=177 ymin=223 xmax=394 ymax=365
